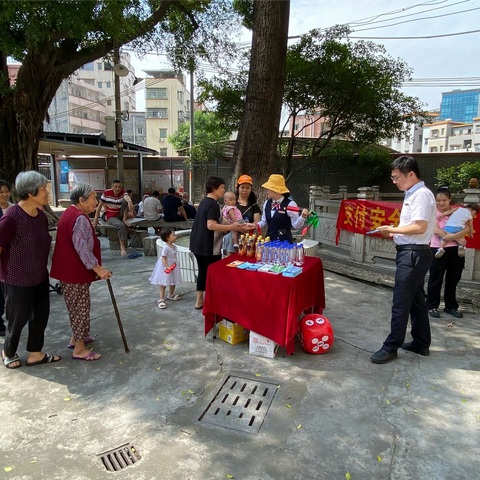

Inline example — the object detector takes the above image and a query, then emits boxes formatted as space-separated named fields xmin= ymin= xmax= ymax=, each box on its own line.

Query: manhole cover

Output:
xmin=197 ymin=375 xmax=279 ymax=434
xmin=97 ymin=443 xmax=140 ymax=471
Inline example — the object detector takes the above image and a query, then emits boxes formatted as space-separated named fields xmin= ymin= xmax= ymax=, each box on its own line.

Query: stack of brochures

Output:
xmin=282 ymin=265 xmax=303 ymax=277
xmin=226 ymin=260 xmax=302 ymax=277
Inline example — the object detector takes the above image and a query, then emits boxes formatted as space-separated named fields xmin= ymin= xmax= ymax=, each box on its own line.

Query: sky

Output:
xmin=130 ymin=0 xmax=480 ymax=113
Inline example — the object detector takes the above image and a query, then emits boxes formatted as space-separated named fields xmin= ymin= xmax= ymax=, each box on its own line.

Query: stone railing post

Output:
xmin=338 ymin=185 xmax=348 ymax=200
xmin=371 ymin=185 xmax=380 ymax=201
xmin=357 ymin=187 xmax=374 ymax=201
xmin=322 ymin=186 xmax=331 ymax=200
xmin=309 ymin=185 xmax=323 ymax=212
xmin=463 ymin=178 xmax=480 ymax=205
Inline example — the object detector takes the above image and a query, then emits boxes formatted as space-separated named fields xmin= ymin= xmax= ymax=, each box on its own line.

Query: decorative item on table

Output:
xmin=282 ymin=265 xmax=303 ymax=277
xmin=219 ymin=319 xmax=249 ymax=345
xmin=298 ymin=314 xmax=334 ymax=354
xmin=249 ymin=331 xmax=279 ymax=358
xmin=227 ymin=260 xmax=246 ymax=267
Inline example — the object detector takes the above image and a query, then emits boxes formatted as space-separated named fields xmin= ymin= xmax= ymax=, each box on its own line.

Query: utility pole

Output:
xmin=114 ymin=46 xmax=124 ymax=185
xmin=189 ymin=67 xmax=195 ymax=202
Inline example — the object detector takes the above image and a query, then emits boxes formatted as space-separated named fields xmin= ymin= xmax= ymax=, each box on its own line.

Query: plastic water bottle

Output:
xmin=295 ymin=243 xmax=305 ymax=266
xmin=262 ymin=242 xmax=269 ymax=263
xmin=287 ymin=245 xmax=293 ymax=266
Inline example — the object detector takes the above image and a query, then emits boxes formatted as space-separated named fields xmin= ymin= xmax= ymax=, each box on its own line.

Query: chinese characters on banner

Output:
xmin=335 ymin=200 xmax=480 ymax=249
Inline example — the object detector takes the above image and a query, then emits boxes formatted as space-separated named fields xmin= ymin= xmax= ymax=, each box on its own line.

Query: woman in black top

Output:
xmin=223 ymin=174 xmax=261 ymax=254
xmin=190 ymin=176 xmax=250 ymax=310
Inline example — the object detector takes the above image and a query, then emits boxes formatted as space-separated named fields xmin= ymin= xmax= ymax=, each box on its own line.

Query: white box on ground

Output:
xmin=249 ymin=331 xmax=279 ymax=359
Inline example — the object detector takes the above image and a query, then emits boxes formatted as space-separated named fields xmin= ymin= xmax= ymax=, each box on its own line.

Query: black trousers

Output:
xmin=426 ymin=246 xmax=464 ymax=311
xmin=3 ymin=280 xmax=50 ymax=358
xmin=383 ymin=249 xmax=433 ymax=352
xmin=194 ymin=254 xmax=221 ymax=292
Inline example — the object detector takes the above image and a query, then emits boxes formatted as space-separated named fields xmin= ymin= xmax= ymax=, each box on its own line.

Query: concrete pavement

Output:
xmin=1 ymin=238 xmax=479 ymax=480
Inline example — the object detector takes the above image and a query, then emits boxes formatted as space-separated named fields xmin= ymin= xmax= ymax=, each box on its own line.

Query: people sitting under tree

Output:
xmin=143 ymin=191 xmax=163 ymax=221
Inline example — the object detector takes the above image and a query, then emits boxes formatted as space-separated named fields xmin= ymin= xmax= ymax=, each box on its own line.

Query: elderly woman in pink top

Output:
xmin=426 ymin=188 xmax=470 ymax=319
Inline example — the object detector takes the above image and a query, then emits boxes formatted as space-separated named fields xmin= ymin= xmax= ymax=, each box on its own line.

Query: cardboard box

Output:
xmin=219 ymin=319 xmax=249 ymax=345
xmin=249 ymin=331 xmax=279 ymax=359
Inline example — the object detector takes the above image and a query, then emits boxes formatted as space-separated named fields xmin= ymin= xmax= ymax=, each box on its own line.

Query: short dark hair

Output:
xmin=0 ymin=179 xmax=11 ymax=191
xmin=160 ymin=227 xmax=175 ymax=242
xmin=152 ymin=190 xmax=160 ymax=197
xmin=112 ymin=179 xmax=121 ymax=185
xmin=206 ymin=176 xmax=225 ymax=194
xmin=126 ymin=189 xmax=133 ymax=194
xmin=168 ymin=187 xmax=176 ymax=195
xmin=435 ymin=187 xmax=452 ymax=200
xmin=466 ymin=203 xmax=479 ymax=213
xmin=390 ymin=156 xmax=421 ymax=179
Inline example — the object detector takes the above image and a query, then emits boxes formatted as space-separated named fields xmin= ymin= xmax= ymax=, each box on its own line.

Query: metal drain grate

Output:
xmin=198 ymin=375 xmax=279 ymax=434
xmin=97 ymin=443 xmax=140 ymax=471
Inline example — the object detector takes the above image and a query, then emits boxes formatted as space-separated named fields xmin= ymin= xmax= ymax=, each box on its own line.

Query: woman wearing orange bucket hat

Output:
xmin=222 ymin=174 xmax=262 ymax=254
xmin=257 ymin=174 xmax=309 ymax=243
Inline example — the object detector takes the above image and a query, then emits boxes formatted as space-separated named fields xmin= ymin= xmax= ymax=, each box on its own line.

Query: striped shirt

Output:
xmin=100 ymin=188 xmax=126 ymax=220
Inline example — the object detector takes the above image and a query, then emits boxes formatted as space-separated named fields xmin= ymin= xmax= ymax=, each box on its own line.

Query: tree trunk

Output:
xmin=232 ymin=0 xmax=290 ymax=191
xmin=0 ymin=48 xmax=66 ymax=188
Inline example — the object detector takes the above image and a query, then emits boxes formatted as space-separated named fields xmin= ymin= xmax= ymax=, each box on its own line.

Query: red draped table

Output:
xmin=203 ymin=255 xmax=325 ymax=354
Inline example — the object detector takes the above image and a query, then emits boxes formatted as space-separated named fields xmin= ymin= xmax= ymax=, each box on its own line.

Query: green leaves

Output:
xmin=436 ymin=162 xmax=480 ymax=193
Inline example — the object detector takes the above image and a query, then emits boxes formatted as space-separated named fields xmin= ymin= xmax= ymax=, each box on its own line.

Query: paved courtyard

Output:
xmin=1 ymin=239 xmax=479 ymax=479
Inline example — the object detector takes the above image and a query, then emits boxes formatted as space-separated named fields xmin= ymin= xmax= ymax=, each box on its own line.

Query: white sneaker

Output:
xmin=435 ymin=248 xmax=445 ymax=258
xmin=458 ymin=245 xmax=465 ymax=257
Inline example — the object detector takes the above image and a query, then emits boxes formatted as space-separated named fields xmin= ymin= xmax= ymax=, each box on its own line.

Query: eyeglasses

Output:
xmin=390 ymin=173 xmax=404 ymax=181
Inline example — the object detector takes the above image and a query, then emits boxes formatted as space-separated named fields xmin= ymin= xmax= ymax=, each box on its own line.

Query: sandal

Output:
xmin=2 ymin=352 xmax=22 ymax=369
xmin=167 ymin=294 xmax=180 ymax=301
xmin=157 ymin=299 xmax=167 ymax=309
xmin=72 ymin=351 xmax=101 ymax=361
xmin=25 ymin=353 xmax=61 ymax=366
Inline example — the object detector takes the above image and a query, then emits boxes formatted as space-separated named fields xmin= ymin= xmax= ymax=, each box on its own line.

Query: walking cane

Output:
xmin=106 ymin=278 xmax=130 ymax=353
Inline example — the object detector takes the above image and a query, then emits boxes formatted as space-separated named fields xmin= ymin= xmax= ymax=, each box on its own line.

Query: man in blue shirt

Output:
xmin=162 ymin=187 xmax=189 ymax=222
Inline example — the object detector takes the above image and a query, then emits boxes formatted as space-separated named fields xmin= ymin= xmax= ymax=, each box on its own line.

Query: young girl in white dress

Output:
xmin=149 ymin=227 xmax=183 ymax=309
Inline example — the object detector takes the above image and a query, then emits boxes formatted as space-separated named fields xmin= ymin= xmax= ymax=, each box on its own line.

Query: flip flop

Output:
xmin=25 ymin=353 xmax=61 ymax=367
xmin=195 ymin=305 xmax=203 ymax=310
xmin=72 ymin=351 xmax=101 ymax=361
xmin=3 ymin=352 xmax=22 ymax=369
xmin=67 ymin=336 xmax=95 ymax=349
xmin=157 ymin=299 xmax=167 ymax=309
xmin=167 ymin=294 xmax=181 ymax=301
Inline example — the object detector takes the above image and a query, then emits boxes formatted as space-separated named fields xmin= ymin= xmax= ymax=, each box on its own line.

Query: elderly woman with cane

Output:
xmin=0 ymin=171 xmax=61 ymax=369
xmin=51 ymin=183 xmax=111 ymax=361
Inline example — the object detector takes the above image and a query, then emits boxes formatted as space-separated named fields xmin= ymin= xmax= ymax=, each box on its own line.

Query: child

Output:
xmin=435 ymin=203 xmax=479 ymax=258
xmin=222 ymin=191 xmax=244 ymax=250
xmin=149 ymin=227 xmax=183 ymax=309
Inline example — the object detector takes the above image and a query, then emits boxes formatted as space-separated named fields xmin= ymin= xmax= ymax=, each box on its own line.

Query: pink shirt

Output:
xmin=430 ymin=208 xmax=460 ymax=248
xmin=222 ymin=205 xmax=243 ymax=223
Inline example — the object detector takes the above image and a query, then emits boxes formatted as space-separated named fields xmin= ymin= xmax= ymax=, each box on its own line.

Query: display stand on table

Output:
xmin=203 ymin=255 xmax=325 ymax=354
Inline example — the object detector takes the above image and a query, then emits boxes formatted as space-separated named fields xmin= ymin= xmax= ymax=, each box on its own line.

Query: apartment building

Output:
xmin=44 ymin=52 xmax=135 ymax=135
xmin=76 ymin=52 xmax=136 ymax=117
xmin=45 ymin=75 xmax=108 ymax=134
xmin=143 ymin=70 xmax=190 ymax=156
xmin=422 ymin=118 xmax=480 ymax=153
xmin=122 ymin=112 xmax=147 ymax=147
xmin=289 ymin=111 xmax=329 ymax=138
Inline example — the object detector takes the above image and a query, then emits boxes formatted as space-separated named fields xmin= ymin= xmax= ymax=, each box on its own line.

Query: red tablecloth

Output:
xmin=204 ymin=255 xmax=325 ymax=354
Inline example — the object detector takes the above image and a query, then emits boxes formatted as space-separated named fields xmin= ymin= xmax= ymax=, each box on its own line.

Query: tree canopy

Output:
xmin=0 ymin=0 xmax=243 ymax=185
xmin=198 ymin=26 xmax=428 ymax=181
xmin=168 ymin=110 xmax=232 ymax=164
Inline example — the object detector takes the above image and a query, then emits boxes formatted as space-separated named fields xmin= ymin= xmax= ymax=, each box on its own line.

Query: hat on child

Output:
xmin=261 ymin=174 xmax=290 ymax=194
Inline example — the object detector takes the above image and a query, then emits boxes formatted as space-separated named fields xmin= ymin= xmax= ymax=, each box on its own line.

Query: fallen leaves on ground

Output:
xmin=255 ymin=374 xmax=261 ymax=377
xmin=297 ymin=425 xmax=302 ymax=429
xmin=188 ymin=390 xmax=194 ymax=394
xmin=377 ymin=455 xmax=381 ymax=462
xmin=447 ymin=322 xmax=455 ymax=328
xmin=64 ymin=398 xmax=71 ymax=402
xmin=4 ymin=467 xmax=13 ymax=471
xmin=386 ymin=400 xmax=390 ymax=405
xmin=285 ymin=404 xmax=291 ymax=409
xmin=226 ymin=475 xmax=234 ymax=479
xmin=346 ymin=472 xmax=352 ymax=480
xmin=413 ymin=410 xmax=419 ymax=414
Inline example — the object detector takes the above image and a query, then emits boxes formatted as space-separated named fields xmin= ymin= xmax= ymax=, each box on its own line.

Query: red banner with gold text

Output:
xmin=335 ymin=200 xmax=480 ymax=249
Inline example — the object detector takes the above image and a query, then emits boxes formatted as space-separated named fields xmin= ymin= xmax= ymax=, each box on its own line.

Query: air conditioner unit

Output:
xmin=159 ymin=138 xmax=164 ymax=142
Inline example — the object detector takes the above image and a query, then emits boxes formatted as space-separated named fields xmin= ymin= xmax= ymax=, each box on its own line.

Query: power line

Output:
xmin=346 ymin=28 xmax=480 ymax=39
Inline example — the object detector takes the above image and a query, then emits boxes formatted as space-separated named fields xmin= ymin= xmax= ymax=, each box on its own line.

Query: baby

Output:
xmin=435 ymin=203 xmax=479 ymax=258
xmin=222 ymin=191 xmax=244 ymax=250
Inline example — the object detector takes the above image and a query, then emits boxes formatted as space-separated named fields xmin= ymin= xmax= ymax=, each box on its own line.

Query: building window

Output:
xmin=424 ymin=138 xmax=428 ymax=145
xmin=475 ymin=125 xmax=480 ymax=133
xmin=431 ymin=129 xmax=439 ymax=137
xmin=159 ymin=148 xmax=168 ymax=156
xmin=104 ymin=62 xmax=113 ymax=71
xmin=146 ymin=88 xmax=167 ymax=99
xmin=97 ymin=63 xmax=103 ymax=70
xmin=106 ymin=100 xmax=111 ymax=106
xmin=106 ymin=81 xmax=111 ymax=88
xmin=430 ymin=147 xmax=438 ymax=153
xmin=439 ymin=146 xmax=443 ymax=152
xmin=294 ymin=123 xmax=299 ymax=131
xmin=137 ymin=126 xmax=144 ymax=135
xmin=80 ymin=62 xmax=94 ymax=70
xmin=97 ymin=82 xmax=102 ymax=88
xmin=441 ymin=128 xmax=445 ymax=135
xmin=146 ymin=108 xmax=168 ymax=118
xmin=159 ymin=128 xmax=167 ymax=140
xmin=186 ymin=100 xmax=190 ymax=112
xmin=177 ymin=91 xmax=184 ymax=103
